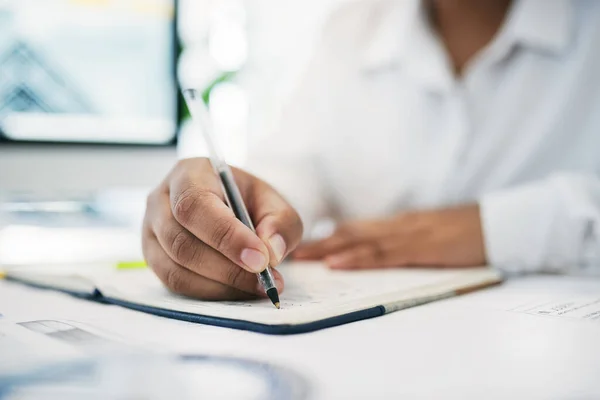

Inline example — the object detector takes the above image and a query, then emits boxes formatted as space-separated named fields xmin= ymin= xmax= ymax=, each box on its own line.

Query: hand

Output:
xmin=294 ymin=205 xmax=486 ymax=269
xmin=142 ymin=158 xmax=303 ymax=300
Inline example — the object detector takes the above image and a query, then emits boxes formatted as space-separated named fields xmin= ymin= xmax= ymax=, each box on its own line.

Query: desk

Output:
xmin=2 ymin=275 xmax=600 ymax=399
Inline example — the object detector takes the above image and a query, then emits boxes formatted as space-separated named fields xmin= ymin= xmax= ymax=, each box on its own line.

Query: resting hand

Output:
xmin=295 ymin=205 xmax=486 ymax=269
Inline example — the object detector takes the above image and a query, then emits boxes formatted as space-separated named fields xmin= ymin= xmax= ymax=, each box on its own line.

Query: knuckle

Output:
xmin=174 ymin=158 xmax=189 ymax=171
xmin=225 ymin=265 xmax=249 ymax=289
xmin=210 ymin=218 xmax=236 ymax=253
xmin=169 ymin=228 xmax=196 ymax=265
xmin=173 ymin=158 xmax=212 ymax=182
xmin=172 ymin=187 xmax=200 ymax=223
xmin=164 ymin=266 xmax=188 ymax=294
xmin=174 ymin=158 xmax=194 ymax=173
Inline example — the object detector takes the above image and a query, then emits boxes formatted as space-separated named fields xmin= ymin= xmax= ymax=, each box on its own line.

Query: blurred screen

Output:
xmin=0 ymin=0 xmax=177 ymax=144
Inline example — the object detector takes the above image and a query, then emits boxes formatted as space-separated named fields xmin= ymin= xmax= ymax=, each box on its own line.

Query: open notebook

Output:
xmin=5 ymin=262 xmax=502 ymax=334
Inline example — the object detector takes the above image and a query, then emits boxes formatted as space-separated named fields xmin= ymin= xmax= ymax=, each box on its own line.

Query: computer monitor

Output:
xmin=0 ymin=0 xmax=179 ymax=195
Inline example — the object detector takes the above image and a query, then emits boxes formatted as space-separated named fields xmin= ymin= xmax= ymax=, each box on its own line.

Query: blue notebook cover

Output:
xmin=6 ymin=276 xmax=385 ymax=335
xmin=6 ymin=266 xmax=502 ymax=335
xmin=105 ymin=296 xmax=386 ymax=335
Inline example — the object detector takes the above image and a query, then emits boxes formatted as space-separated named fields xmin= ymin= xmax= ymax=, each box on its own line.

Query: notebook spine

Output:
xmin=382 ymin=292 xmax=455 ymax=313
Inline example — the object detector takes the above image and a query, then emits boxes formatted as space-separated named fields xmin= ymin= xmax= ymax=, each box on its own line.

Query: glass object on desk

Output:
xmin=0 ymin=353 xmax=309 ymax=400
xmin=0 ymin=318 xmax=309 ymax=400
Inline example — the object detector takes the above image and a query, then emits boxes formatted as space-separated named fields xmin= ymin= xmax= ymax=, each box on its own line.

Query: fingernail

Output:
xmin=268 ymin=234 xmax=287 ymax=263
xmin=240 ymin=248 xmax=268 ymax=273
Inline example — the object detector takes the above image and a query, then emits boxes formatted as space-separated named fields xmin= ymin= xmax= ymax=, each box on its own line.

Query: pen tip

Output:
xmin=266 ymin=287 xmax=280 ymax=309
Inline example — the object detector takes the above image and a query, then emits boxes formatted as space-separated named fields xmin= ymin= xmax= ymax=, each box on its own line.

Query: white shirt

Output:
xmin=246 ymin=0 xmax=600 ymax=275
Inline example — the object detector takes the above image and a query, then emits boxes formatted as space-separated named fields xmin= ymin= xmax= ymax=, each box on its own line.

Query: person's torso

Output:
xmin=314 ymin=0 xmax=600 ymax=220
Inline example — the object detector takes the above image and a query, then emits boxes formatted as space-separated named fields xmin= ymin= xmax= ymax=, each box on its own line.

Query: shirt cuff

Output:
xmin=480 ymin=181 xmax=558 ymax=273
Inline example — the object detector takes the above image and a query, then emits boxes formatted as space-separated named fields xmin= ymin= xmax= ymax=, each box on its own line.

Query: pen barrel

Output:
xmin=218 ymin=168 xmax=255 ymax=230
xmin=256 ymin=269 xmax=277 ymax=291
xmin=218 ymin=168 xmax=277 ymax=292
xmin=181 ymin=89 xmax=278 ymax=296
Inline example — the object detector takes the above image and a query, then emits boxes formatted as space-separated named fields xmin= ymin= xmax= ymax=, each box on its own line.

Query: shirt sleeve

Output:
xmin=480 ymin=172 xmax=600 ymax=275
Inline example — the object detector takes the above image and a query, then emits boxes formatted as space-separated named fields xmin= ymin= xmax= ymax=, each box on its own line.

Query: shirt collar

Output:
xmin=506 ymin=0 xmax=575 ymax=55
xmin=361 ymin=0 xmax=419 ymax=72
xmin=363 ymin=0 xmax=454 ymax=91
xmin=361 ymin=0 xmax=576 ymax=73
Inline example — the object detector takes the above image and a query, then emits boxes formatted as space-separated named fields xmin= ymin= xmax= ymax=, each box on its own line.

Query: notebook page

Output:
xmin=6 ymin=265 xmax=102 ymax=295
xmin=95 ymin=262 xmax=501 ymax=325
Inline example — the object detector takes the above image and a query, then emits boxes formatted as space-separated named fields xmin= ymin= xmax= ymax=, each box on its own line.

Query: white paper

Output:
xmin=506 ymin=296 xmax=600 ymax=322
xmin=0 ymin=320 xmax=91 ymax=376
xmin=95 ymin=262 xmax=501 ymax=325
xmin=448 ymin=274 xmax=600 ymax=324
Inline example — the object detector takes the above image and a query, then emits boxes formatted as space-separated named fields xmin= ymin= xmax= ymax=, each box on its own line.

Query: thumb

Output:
xmin=249 ymin=179 xmax=304 ymax=267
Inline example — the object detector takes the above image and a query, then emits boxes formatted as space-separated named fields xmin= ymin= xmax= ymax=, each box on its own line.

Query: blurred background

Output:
xmin=0 ymin=0 xmax=344 ymax=195
xmin=177 ymin=0 xmax=345 ymax=165
xmin=0 ymin=0 xmax=344 ymax=264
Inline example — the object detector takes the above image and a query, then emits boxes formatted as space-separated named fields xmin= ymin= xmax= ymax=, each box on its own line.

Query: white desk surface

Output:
xmin=2 ymin=274 xmax=600 ymax=399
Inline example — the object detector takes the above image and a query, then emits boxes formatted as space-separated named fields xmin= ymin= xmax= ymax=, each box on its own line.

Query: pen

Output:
xmin=182 ymin=89 xmax=281 ymax=309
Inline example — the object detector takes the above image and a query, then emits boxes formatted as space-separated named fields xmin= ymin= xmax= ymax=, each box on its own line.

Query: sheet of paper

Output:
xmin=0 ymin=320 xmax=92 ymax=376
xmin=446 ymin=274 xmax=600 ymax=325
xmin=506 ymin=296 xmax=600 ymax=322
xmin=96 ymin=262 xmax=500 ymax=325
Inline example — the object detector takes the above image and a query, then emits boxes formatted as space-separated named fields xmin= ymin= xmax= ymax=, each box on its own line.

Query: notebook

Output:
xmin=5 ymin=262 xmax=502 ymax=335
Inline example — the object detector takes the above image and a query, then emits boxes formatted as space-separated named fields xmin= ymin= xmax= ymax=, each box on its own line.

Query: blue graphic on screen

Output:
xmin=0 ymin=0 xmax=177 ymax=144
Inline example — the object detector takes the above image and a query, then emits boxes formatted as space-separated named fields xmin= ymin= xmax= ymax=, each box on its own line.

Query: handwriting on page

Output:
xmin=100 ymin=264 xmax=379 ymax=312
xmin=509 ymin=297 xmax=600 ymax=323
xmin=177 ymin=273 xmax=365 ymax=309
xmin=96 ymin=262 xmax=494 ymax=325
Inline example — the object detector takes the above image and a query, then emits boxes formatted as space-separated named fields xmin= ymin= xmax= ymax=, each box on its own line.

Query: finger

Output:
xmin=331 ymin=237 xmax=438 ymax=269
xmin=295 ymin=218 xmax=387 ymax=260
xmin=294 ymin=227 xmax=358 ymax=260
xmin=251 ymin=180 xmax=304 ymax=266
xmin=142 ymin=231 xmax=255 ymax=300
xmin=149 ymin=193 xmax=284 ymax=295
xmin=324 ymin=244 xmax=383 ymax=270
xmin=168 ymin=160 xmax=270 ymax=274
